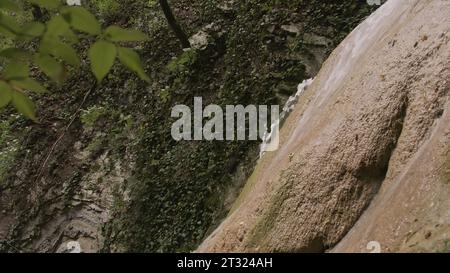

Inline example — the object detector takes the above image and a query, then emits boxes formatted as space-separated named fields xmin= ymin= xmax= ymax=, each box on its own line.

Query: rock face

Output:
xmin=198 ymin=0 xmax=450 ymax=253
xmin=0 ymin=1 xmax=375 ymax=253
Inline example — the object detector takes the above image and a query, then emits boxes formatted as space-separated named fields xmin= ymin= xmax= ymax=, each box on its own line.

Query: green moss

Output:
xmin=158 ymin=88 xmax=171 ymax=104
xmin=80 ymin=106 xmax=107 ymax=128
xmin=0 ymin=119 xmax=11 ymax=147
xmin=435 ymin=239 xmax=450 ymax=253
xmin=0 ymin=119 xmax=19 ymax=184
xmin=84 ymin=105 xmax=135 ymax=161
xmin=246 ymin=170 xmax=294 ymax=249
xmin=167 ymin=49 xmax=199 ymax=75
xmin=91 ymin=0 xmax=120 ymax=14
xmin=147 ymin=0 xmax=158 ymax=8
xmin=86 ymin=136 xmax=105 ymax=155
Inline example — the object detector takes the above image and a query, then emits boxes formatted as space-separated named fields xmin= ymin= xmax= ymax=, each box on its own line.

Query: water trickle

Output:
xmin=259 ymin=78 xmax=314 ymax=158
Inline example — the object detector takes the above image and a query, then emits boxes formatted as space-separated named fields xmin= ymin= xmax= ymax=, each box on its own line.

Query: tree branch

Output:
xmin=159 ymin=0 xmax=190 ymax=49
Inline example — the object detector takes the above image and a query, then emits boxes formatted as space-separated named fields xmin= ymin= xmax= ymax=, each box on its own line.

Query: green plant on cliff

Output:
xmin=0 ymin=0 xmax=150 ymax=121
xmin=80 ymin=105 xmax=107 ymax=127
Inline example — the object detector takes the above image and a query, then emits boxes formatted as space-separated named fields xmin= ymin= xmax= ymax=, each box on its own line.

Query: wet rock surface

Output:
xmin=198 ymin=0 xmax=450 ymax=253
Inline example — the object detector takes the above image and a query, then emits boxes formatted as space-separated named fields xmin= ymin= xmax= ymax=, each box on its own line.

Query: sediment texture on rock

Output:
xmin=198 ymin=0 xmax=450 ymax=253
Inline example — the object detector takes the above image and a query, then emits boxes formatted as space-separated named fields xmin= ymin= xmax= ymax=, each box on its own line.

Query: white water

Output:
xmin=259 ymin=78 xmax=314 ymax=158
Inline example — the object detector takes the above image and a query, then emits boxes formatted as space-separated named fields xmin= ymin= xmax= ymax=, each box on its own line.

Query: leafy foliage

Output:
xmin=88 ymin=40 xmax=117 ymax=83
xmin=0 ymin=0 xmax=150 ymax=120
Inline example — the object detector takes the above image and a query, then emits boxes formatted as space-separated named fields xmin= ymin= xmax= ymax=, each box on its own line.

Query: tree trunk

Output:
xmin=159 ymin=0 xmax=191 ymax=49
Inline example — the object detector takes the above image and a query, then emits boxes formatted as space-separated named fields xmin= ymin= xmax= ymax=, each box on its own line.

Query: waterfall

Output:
xmin=259 ymin=78 xmax=314 ymax=158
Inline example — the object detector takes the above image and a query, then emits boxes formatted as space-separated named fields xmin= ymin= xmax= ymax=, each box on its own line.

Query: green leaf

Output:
xmin=0 ymin=48 xmax=31 ymax=60
xmin=46 ymin=15 xmax=70 ymax=37
xmin=11 ymin=79 xmax=48 ymax=94
xmin=88 ymin=40 xmax=117 ymax=83
xmin=34 ymin=54 xmax=66 ymax=83
xmin=28 ymin=0 xmax=61 ymax=9
xmin=3 ymin=62 xmax=29 ymax=80
xmin=20 ymin=22 xmax=46 ymax=38
xmin=0 ymin=13 xmax=21 ymax=37
xmin=61 ymin=6 xmax=101 ymax=35
xmin=104 ymin=26 xmax=149 ymax=42
xmin=41 ymin=38 xmax=80 ymax=67
xmin=0 ymin=0 xmax=20 ymax=12
xmin=117 ymin=47 xmax=150 ymax=83
xmin=46 ymin=15 xmax=79 ymax=44
xmin=12 ymin=91 xmax=36 ymax=120
xmin=0 ymin=81 xmax=12 ymax=108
